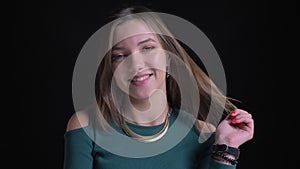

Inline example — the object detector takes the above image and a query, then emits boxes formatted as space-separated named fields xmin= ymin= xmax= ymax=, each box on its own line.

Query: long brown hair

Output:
xmin=94 ymin=6 xmax=237 ymax=131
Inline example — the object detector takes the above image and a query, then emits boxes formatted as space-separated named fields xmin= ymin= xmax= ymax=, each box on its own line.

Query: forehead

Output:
xmin=113 ymin=19 xmax=157 ymax=45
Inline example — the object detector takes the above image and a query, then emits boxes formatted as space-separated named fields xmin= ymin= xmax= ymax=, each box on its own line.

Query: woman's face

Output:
xmin=111 ymin=19 xmax=168 ymax=100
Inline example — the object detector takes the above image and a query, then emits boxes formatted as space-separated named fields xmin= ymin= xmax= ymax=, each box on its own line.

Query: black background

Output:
xmin=11 ymin=0 xmax=289 ymax=168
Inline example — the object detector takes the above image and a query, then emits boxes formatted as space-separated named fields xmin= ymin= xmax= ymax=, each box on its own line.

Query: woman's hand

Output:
xmin=214 ymin=109 xmax=254 ymax=148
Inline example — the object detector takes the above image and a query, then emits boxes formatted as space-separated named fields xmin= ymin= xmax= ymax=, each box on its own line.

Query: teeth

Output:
xmin=133 ymin=75 xmax=149 ymax=82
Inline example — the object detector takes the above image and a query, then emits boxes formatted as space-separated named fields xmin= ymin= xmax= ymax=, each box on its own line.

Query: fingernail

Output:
xmin=230 ymin=111 xmax=235 ymax=116
xmin=231 ymin=118 xmax=238 ymax=122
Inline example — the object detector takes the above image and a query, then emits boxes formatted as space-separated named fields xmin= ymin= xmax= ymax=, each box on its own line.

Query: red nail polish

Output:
xmin=231 ymin=118 xmax=237 ymax=122
xmin=230 ymin=111 xmax=235 ymax=116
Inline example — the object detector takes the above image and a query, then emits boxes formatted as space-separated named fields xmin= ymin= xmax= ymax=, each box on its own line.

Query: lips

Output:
xmin=130 ymin=72 xmax=153 ymax=86
xmin=132 ymin=74 xmax=152 ymax=81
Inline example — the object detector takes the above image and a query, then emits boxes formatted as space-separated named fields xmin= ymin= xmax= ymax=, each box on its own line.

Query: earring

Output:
xmin=167 ymin=73 xmax=170 ymax=78
xmin=166 ymin=66 xmax=170 ymax=78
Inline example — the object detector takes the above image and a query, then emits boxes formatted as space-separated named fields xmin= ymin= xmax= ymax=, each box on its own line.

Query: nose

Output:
xmin=127 ymin=51 xmax=145 ymax=72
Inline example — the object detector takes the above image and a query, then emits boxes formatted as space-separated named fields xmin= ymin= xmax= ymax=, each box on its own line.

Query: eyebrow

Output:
xmin=112 ymin=38 xmax=156 ymax=51
xmin=137 ymin=38 xmax=156 ymax=46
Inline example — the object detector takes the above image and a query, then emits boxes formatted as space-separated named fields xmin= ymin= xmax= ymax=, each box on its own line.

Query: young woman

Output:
xmin=64 ymin=6 xmax=254 ymax=169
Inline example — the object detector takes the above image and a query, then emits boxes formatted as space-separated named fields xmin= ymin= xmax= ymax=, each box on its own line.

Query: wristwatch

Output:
xmin=212 ymin=144 xmax=240 ymax=159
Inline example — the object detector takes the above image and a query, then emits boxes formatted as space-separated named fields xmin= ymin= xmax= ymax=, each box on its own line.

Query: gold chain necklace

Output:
xmin=121 ymin=109 xmax=171 ymax=143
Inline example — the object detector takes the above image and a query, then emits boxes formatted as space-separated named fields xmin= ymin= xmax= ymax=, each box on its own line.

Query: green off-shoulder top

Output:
xmin=63 ymin=109 xmax=236 ymax=169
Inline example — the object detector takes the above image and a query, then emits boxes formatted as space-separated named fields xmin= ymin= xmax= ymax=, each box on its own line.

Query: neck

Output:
xmin=124 ymin=92 xmax=169 ymax=126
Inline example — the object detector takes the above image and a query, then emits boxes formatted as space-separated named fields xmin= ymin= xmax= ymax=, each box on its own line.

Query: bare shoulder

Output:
xmin=195 ymin=120 xmax=216 ymax=133
xmin=66 ymin=111 xmax=90 ymax=132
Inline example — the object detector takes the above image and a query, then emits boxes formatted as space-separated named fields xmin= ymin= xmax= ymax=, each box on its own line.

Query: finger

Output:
xmin=232 ymin=117 xmax=253 ymax=130
xmin=231 ymin=116 xmax=254 ymax=134
xmin=228 ymin=109 xmax=251 ymax=119
xmin=231 ymin=116 xmax=253 ymax=125
xmin=234 ymin=109 xmax=251 ymax=116
xmin=233 ymin=113 xmax=252 ymax=120
xmin=226 ymin=110 xmax=238 ymax=120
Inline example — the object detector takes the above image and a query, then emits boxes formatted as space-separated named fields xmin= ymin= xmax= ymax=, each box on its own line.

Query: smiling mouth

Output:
xmin=131 ymin=73 xmax=153 ymax=82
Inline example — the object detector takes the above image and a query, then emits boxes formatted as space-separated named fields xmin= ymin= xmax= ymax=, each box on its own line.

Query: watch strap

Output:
xmin=212 ymin=144 xmax=240 ymax=159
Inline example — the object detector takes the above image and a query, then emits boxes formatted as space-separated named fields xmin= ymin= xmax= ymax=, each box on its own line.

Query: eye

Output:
xmin=141 ymin=46 xmax=155 ymax=53
xmin=111 ymin=53 xmax=127 ymax=62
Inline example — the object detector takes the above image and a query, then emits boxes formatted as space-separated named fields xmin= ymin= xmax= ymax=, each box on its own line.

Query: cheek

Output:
xmin=111 ymin=72 xmax=128 ymax=95
xmin=156 ymin=70 xmax=167 ymax=80
xmin=111 ymin=62 xmax=117 ymax=72
xmin=111 ymin=59 xmax=124 ymax=72
xmin=111 ymin=61 xmax=130 ymax=91
xmin=112 ymin=64 xmax=124 ymax=83
xmin=145 ymin=50 xmax=167 ymax=71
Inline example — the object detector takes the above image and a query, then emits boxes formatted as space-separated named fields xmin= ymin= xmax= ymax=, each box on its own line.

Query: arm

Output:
xmin=63 ymin=112 xmax=94 ymax=169
xmin=198 ymin=109 xmax=254 ymax=169
xmin=212 ymin=109 xmax=254 ymax=166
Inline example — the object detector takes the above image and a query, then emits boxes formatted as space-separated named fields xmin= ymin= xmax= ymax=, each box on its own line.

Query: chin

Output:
xmin=129 ymin=92 xmax=151 ymax=100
